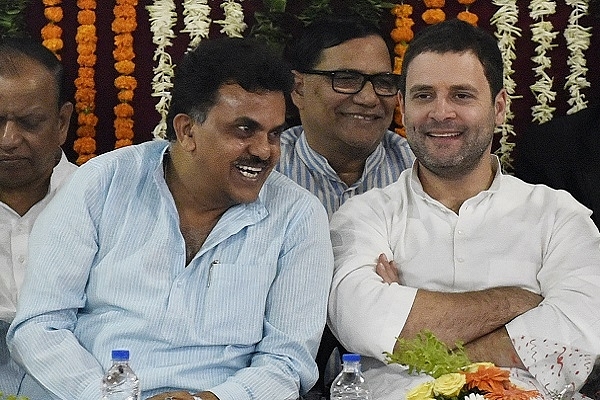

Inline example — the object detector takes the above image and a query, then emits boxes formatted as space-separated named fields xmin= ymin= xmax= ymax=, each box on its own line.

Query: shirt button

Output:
xmin=17 ymin=255 xmax=25 ymax=263
xmin=176 ymin=281 xmax=182 ymax=288
xmin=457 ymin=257 xmax=464 ymax=263
xmin=457 ymin=230 xmax=464 ymax=235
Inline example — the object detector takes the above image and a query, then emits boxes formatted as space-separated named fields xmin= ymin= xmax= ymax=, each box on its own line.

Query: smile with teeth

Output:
xmin=348 ymin=113 xmax=377 ymax=121
xmin=236 ymin=164 xmax=263 ymax=178
xmin=429 ymin=132 xmax=461 ymax=137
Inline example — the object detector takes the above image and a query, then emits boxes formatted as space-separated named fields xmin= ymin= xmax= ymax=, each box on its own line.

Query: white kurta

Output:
xmin=329 ymin=158 xmax=600 ymax=399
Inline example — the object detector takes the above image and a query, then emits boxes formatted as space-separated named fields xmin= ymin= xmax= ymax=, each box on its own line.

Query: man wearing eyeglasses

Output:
xmin=277 ymin=15 xmax=415 ymax=218
xmin=277 ymin=15 xmax=415 ymax=399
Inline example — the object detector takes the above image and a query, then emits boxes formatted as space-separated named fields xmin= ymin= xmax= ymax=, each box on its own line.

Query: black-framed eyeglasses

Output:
xmin=300 ymin=69 xmax=400 ymax=97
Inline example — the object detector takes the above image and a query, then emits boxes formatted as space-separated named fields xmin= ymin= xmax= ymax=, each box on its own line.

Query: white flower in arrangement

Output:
xmin=464 ymin=394 xmax=485 ymax=400
xmin=181 ymin=0 xmax=212 ymax=51
xmin=491 ymin=0 xmax=521 ymax=170
xmin=215 ymin=0 xmax=248 ymax=38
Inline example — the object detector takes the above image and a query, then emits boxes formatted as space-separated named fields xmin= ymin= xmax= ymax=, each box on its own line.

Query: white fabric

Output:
xmin=329 ymin=158 xmax=600 ymax=399
xmin=0 ymin=152 xmax=76 ymax=323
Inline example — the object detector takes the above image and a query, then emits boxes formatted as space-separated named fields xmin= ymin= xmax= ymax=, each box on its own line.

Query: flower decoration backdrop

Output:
xmin=15 ymin=0 xmax=600 ymax=169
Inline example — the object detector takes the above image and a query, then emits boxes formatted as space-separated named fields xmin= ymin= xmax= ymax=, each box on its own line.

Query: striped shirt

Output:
xmin=276 ymin=126 xmax=415 ymax=217
xmin=9 ymin=140 xmax=333 ymax=400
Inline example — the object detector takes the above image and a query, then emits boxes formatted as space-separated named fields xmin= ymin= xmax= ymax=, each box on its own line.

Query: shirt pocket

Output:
xmin=197 ymin=262 xmax=272 ymax=345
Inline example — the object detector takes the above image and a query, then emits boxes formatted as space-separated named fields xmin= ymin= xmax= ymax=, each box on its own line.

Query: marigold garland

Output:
xmin=457 ymin=0 xmax=478 ymax=26
xmin=112 ymin=0 xmax=138 ymax=149
xmin=390 ymin=3 xmax=414 ymax=137
xmin=422 ymin=0 xmax=446 ymax=25
xmin=41 ymin=0 xmax=63 ymax=58
xmin=73 ymin=0 xmax=98 ymax=165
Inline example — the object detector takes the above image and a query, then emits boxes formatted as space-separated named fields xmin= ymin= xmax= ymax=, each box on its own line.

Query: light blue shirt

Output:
xmin=276 ymin=126 xmax=414 ymax=217
xmin=8 ymin=140 xmax=333 ymax=400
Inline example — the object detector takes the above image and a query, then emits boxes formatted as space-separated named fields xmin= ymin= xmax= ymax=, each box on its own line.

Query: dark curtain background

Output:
xmin=22 ymin=1 xmax=600 ymax=167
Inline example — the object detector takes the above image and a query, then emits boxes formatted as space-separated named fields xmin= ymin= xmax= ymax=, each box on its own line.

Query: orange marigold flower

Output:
xmin=77 ymin=54 xmax=97 ymax=67
xmin=394 ymin=107 xmax=404 ymax=125
xmin=115 ymin=76 xmax=137 ymax=90
xmin=78 ymin=113 xmax=99 ymax=127
xmin=115 ymin=33 xmax=134 ymax=47
xmin=115 ymin=60 xmax=135 ymax=74
xmin=422 ymin=8 xmax=446 ymax=24
xmin=43 ymin=0 xmax=62 ymax=6
xmin=73 ymin=136 xmax=96 ymax=153
xmin=75 ymin=76 xmax=95 ymax=89
xmin=76 ymin=154 xmax=96 ymax=165
xmin=115 ymin=139 xmax=133 ymax=149
xmin=41 ymin=24 xmax=62 ymax=39
xmin=117 ymin=90 xmax=135 ymax=102
xmin=114 ymin=4 xmax=136 ymax=18
xmin=112 ymin=17 xmax=137 ymax=34
xmin=78 ymin=66 xmax=95 ymax=79
xmin=76 ymin=26 xmax=97 ymax=43
xmin=395 ymin=17 xmax=415 ymax=30
xmin=424 ymin=0 xmax=445 ymax=7
xmin=77 ymin=0 xmax=96 ymax=10
xmin=77 ymin=9 xmax=96 ymax=25
xmin=115 ymin=127 xmax=135 ymax=141
xmin=114 ymin=47 xmax=136 ymax=62
xmin=118 ymin=0 xmax=138 ymax=5
xmin=458 ymin=0 xmax=477 ymax=4
xmin=393 ymin=56 xmax=403 ymax=74
xmin=114 ymin=103 xmax=134 ymax=118
xmin=44 ymin=7 xmax=63 ymax=22
xmin=458 ymin=10 xmax=478 ymax=26
xmin=391 ymin=27 xmax=414 ymax=43
xmin=42 ymin=38 xmax=63 ymax=53
xmin=395 ymin=126 xmax=406 ymax=137
xmin=115 ymin=117 xmax=134 ymax=131
xmin=391 ymin=4 xmax=413 ymax=18
xmin=76 ymin=124 xmax=95 ymax=138
xmin=465 ymin=365 xmax=511 ymax=393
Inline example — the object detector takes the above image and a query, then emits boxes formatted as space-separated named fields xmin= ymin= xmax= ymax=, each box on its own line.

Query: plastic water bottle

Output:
xmin=330 ymin=353 xmax=371 ymax=400
xmin=101 ymin=349 xmax=141 ymax=400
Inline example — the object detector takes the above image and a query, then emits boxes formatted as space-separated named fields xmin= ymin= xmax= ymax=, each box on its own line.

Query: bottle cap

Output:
xmin=111 ymin=349 xmax=130 ymax=361
xmin=342 ymin=353 xmax=361 ymax=363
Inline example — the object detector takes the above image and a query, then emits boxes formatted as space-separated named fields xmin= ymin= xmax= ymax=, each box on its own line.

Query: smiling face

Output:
xmin=0 ymin=58 xmax=71 ymax=193
xmin=173 ymin=83 xmax=287 ymax=209
xmin=292 ymin=35 xmax=397 ymax=160
xmin=399 ymin=51 xmax=506 ymax=179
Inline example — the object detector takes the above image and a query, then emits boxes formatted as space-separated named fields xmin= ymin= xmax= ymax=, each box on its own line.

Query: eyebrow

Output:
xmin=408 ymin=83 xmax=479 ymax=94
xmin=233 ymin=117 xmax=287 ymax=132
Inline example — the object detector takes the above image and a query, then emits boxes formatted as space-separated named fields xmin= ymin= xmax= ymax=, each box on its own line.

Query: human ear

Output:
xmin=57 ymin=101 xmax=73 ymax=146
xmin=290 ymin=70 xmax=305 ymax=109
xmin=173 ymin=113 xmax=196 ymax=151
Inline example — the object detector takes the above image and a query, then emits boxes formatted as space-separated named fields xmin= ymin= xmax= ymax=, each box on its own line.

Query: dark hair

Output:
xmin=0 ymin=36 xmax=67 ymax=108
xmin=165 ymin=37 xmax=293 ymax=141
xmin=399 ymin=19 xmax=504 ymax=101
xmin=284 ymin=14 xmax=391 ymax=71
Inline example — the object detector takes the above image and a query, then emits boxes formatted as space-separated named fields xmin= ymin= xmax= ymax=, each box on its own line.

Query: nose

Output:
xmin=352 ymin=80 xmax=379 ymax=106
xmin=429 ymin=97 xmax=456 ymax=121
xmin=0 ymin=120 xmax=22 ymax=150
xmin=249 ymin=132 xmax=272 ymax=161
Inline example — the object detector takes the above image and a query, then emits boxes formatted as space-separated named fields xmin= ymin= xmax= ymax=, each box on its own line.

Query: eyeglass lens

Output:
xmin=332 ymin=71 xmax=398 ymax=96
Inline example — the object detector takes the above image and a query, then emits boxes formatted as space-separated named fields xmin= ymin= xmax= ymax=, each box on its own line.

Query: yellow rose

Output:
xmin=432 ymin=373 xmax=466 ymax=397
xmin=406 ymin=381 xmax=434 ymax=400
xmin=462 ymin=362 xmax=495 ymax=373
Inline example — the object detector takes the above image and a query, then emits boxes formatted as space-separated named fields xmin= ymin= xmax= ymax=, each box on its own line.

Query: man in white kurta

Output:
xmin=328 ymin=19 xmax=600 ymax=400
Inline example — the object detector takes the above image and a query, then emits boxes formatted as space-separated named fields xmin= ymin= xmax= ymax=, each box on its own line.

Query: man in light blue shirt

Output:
xmin=277 ymin=15 xmax=414 ymax=218
xmin=8 ymin=37 xmax=333 ymax=400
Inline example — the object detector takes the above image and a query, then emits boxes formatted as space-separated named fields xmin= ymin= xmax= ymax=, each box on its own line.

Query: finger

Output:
xmin=376 ymin=260 xmax=394 ymax=283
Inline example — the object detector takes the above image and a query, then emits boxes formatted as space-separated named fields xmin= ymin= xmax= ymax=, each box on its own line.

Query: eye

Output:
xmin=19 ymin=117 xmax=44 ymax=131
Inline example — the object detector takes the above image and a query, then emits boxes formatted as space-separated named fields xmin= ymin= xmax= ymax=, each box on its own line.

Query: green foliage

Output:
xmin=297 ymin=0 xmax=332 ymax=26
xmin=384 ymin=330 xmax=472 ymax=378
xmin=0 ymin=391 xmax=29 ymax=400
xmin=0 ymin=0 xmax=30 ymax=39
xmin=347 ymin=0 xmax=396 ymax=28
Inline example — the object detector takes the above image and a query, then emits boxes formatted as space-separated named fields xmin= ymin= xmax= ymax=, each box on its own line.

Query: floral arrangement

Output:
xmin=41 ymin=0 xmax=63 ymax=57
xmin=457 ymin=0 xmax=478 ymax=26
xmin=563 ymin=0 xmax=591 ymax=115
xmin=180 ymin=0 xmax=212 ymax=52
xmin=390 ymin=3 xmax=414 ymax=137
xmin=422 ymin=0 xmax=446 ymax=25
xmin=0 ymin=393 xmax=28 ymax=400
xmin=385 ymin=331 xmax=540 ymax=400
xmin=214 ymin=0 xmax=247 ymax=38
xmin=112 ymin=0 xmax=137 ymax=149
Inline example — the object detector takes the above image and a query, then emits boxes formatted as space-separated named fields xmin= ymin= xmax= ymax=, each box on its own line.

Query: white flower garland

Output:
xmin=181 ymin=0 xmax=212 ymax=51
xmin=215 ymin=0 xmax=248 ymax=38
xmin=490 ymin=0 xmax=522 ymax=170
xmin=529 ymin=0 xmax=558 ymax=124
xmin=564 ymin=0 xmax=591 ymax=114
xmin=147 ymin=0 xmax=177 ymax=139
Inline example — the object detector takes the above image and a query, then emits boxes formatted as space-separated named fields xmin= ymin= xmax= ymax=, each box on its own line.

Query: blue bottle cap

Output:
xmin=342 ymin=353 xmax=361 ymax=363
xmin=111 ymin=349 xmax=130 ymax=361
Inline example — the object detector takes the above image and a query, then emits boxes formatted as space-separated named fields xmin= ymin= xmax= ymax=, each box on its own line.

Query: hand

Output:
xmin=375 ymin=253 xmax=401 ymax=284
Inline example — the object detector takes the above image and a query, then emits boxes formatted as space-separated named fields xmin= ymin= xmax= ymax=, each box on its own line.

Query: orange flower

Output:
xmin=393 ymin=57 xmax=403 ymax=74
xmin=42 ymin=38 xmax=63 ymax=53
xmin=44 ymin=6 xmax=63 ymax=22
xmin=458 ymin=10 xmax=478 ymax=26
xmin=465 ymin=365 xmax=511 ymax=393
xmin=76 ymin=25 xmax=97 ymax=43
xmin=114 ymin=103 xmax=134 ymax=118
xmin=77 ymin=54 xmax=97 ymax=67
xmin=395 ymin=126 xmax=406 ymax=137
xmin=391 ymin=27 xmax=414 ymax=43
xmin=112 ymin=17 xmax=137 ymax=34
xmin=484 ymin=386 xmax=540 ymax=400
xmin=76 ymin=125 xmax=96 ymax=138
xmin=115 ymin=33 xmax=134 ymax=47
xmin=78 ymin=113 xmax=98 ymax=127
xmin=78 ymin=66 xmax=95 ymax=79
xmin=422 ymin=8 xmax=446 ymax=24
xmin=115 ymin=76 xmax=137 ymax=91
xmin=115 ymin=60 xmax=135 ymax=75
xmin=77 ymin=0 xmax=96 ymax=9
xmin=77 ymin=9 xmax=95 ymax=25
xmin=114 ymin=46 xmax=136 ymax=61
xmin=115 ymin=139 xmax=133 ymax=149
xmin=391 ymin=4 xmax=413 ymax=18
xmin=458 ymin=0 xmax=476 ymax=4
xmin=424 ymin=0 xmax=445 ymax=7
xmin=73 ymin=136 xmax=97 ymax=154
xmin=41 ymin=24 xmax=62 ymax=39
xmin=43 ymin=0 xmax=62 ymax=6
xmin=394 ymin=43 xmax=408 ymax=58
xmin=117 ymin=90 xmax=135 ymax=102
